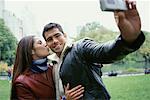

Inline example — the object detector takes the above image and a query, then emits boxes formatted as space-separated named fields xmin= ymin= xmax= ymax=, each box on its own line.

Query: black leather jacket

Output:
xmin=60 ymin=32 xmax=145 ymax=100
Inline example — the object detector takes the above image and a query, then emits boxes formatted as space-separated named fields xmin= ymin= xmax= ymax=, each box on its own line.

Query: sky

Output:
xmin=4 ymin=0 xmax=150 ymax=37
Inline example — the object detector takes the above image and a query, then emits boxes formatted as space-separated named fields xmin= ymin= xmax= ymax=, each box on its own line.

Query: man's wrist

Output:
xmin=60 ymin=95 xmax=66 ymax=100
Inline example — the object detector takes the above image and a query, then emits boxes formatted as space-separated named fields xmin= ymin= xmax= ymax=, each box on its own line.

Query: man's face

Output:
xmin=44 ymin=28 xmax=67 ymax=55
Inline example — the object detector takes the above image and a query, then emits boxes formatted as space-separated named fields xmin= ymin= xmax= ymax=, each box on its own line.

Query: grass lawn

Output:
xmin=103 ymin=74 xmax=150 ymax=100
xmin=0 ymin=79 xmax=11 ymax=100
xmin=0 ymin=74 xmax=150 ymax=100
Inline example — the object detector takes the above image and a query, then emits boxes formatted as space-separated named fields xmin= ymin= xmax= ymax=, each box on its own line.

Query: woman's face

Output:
xmin=32 ymin=37 xmax=50 ymax=60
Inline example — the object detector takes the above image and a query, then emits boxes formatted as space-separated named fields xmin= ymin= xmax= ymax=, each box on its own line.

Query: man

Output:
xmin=42 ymin=1 xmax=145 ymax=100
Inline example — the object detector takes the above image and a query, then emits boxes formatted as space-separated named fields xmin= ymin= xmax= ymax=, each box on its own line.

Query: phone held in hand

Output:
xmin=99 ymin=0 xmax=127 ymax=11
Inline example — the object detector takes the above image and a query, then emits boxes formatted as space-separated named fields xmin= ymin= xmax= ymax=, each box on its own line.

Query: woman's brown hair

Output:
xmin=11 ymin=35 xmax=34 ymax=99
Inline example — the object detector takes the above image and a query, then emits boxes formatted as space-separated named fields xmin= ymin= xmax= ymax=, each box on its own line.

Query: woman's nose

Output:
xmin=42 ymin=42 xmax=47 ymax=47
xmin=44 ymin=44 xmax=50 ymax=49
xmin=44 ymin=44 xmax=48 ymax=47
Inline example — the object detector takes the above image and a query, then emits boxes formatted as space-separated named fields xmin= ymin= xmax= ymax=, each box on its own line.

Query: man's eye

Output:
xmin=55 ymin=33 xmax=61 ymax=37
xmin=47 ymin=38 xmax=52 ymax=42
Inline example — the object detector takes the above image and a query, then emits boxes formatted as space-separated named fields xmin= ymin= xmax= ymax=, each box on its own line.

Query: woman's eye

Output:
xmin=38 ymin=41 xmax=42 ymax=44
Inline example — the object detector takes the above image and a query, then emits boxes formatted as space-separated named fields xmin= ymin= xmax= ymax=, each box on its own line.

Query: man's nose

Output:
xmin=52 ymin=37 xmax=58 ymax=43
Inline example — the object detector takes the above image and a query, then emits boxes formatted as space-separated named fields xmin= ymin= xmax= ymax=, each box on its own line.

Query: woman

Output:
xmin=11 ymin=35 xmax=84 ymax=100
xmin=11 ymin=35 xmax=56 ymax=99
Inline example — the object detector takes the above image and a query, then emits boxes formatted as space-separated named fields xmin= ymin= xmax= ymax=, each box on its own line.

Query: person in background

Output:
xmin=10 ymin=35 xmax=84 ymax=100
xmin=7 ymin=67 xmax=12 ymax=82
xmin=42 ymin=0 xmax=145 ymax=99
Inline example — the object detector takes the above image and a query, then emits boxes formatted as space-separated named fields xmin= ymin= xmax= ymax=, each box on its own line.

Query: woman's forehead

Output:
xmin=34 ymin=36 xmax=40 ymax=40
xmin=34 ymin=37 xmax=45 ymax=43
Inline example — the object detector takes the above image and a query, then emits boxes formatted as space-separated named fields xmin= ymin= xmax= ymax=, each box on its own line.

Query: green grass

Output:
xmin=0 ymin=75 xmax=150 ymax=100
xmin=0 ymin=79 xmax=10 ymax=100
xmin=103 ymin=74 xmax=150 ymax=100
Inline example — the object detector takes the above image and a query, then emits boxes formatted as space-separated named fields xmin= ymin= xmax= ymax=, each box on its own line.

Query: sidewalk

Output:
xmin=0 ymin=76 xmax=8 ymax=80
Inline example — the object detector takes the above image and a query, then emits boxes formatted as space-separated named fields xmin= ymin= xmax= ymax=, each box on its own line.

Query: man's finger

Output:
xmin=64 ymin=83 xmax=70 ymax=91
xmin=131 ymin=1 xmax=136 ymax=9
xmin=69 ymin=87 xmax=84 ymax=98
xmin=71 ymin=89 xmax=84 ymax=99
xmin=74 ymin=94 xmax=84 ymax=100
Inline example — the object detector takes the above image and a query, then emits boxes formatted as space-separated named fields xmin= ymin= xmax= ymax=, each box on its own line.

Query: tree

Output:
xmin=74 ymin=21 xmax=117 ymax=42
xmin=73 ymin=21 xmax=150 ymax=70
xmin=138 ymin=31 xmax=150 ymax=67
xmin=0 ymin=18 xmax=17 ymax=66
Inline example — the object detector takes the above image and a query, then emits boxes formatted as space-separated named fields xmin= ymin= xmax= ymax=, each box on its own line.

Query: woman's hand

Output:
xmin=64 ymin=83 xmax=84 ymax=100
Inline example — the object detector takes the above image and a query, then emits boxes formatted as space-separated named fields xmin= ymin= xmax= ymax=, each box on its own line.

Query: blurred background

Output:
xmin=0 ymin=0 xmax=150 ymax=100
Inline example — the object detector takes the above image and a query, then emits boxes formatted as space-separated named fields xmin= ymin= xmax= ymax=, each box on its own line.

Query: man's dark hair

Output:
xmin=42 ymin=22 xmax=64 ymax=40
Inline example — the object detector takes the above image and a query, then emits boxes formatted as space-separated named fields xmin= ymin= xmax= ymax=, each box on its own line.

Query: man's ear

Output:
xmin=32 ymin=50 xmax=35 ymax=55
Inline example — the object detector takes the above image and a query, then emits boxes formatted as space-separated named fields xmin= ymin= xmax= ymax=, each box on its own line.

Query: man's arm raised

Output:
xmin=115 ymin=0 xmax=141 ymax=43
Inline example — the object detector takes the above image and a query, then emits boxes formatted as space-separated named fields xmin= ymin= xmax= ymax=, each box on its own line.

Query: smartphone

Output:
xmin=99 ymin=0 xmax=127 ymax=11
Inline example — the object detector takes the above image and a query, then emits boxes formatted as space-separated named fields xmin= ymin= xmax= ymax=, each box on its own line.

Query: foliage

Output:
xmin=0 ymin=61 xmax=8 ymax=72
xmin=74 ymin=21 xmax=150 ymax=70
xmin=119 ymin=31 xmax=150 ymax=68
xmin=125 ymin=67 xmax=138 ymax=73
xmin=102 ymin=62 xmax=145 ymax=73
xmin=74 ymin=21 xmax=117 ymax=42
xmin=103 ymin=75 xmax=150 ymax=100
xmin=0 ymin=18 xmax=17 ymax=66
xmin=138 ymin=31 xmax=150 ymax=65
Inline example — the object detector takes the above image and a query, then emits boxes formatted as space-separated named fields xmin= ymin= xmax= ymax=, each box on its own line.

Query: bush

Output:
xmin=126 ymin=68 xmax=137 ymax=72
xmin=0 ymin=61 xmax=8 ymax=72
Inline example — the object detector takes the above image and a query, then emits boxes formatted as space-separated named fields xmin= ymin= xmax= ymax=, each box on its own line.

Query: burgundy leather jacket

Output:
xmin=14 ymin=66 xmax=56 ymax=100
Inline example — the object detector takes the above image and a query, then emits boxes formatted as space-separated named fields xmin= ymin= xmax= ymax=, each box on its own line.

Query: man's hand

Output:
xmin=114 ymin=0 xmax=141 ymax=43
xmin=64 ymin=83 xmax=84 ymax=100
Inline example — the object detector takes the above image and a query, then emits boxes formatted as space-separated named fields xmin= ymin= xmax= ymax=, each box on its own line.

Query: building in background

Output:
xmin=3 ymin=10 xmax=23 ymax=40
xmin=0 ymin=0 xmax=38 ymax=40
xmin=19 ymin=6 xmax=38 ymax=38
xmin=0 ymin=0 xmax=4 ymax=18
